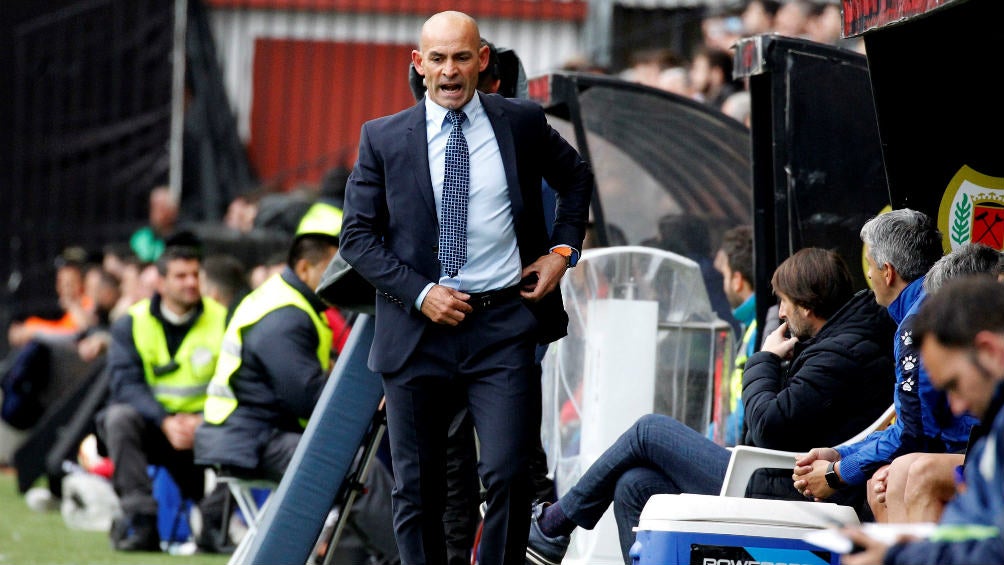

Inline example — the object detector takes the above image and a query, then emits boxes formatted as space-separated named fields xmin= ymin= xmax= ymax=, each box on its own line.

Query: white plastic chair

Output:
xmin=719 ymin=403 xmax=896 ymax=497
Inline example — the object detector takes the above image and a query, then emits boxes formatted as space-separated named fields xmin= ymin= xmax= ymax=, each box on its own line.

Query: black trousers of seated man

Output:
xmin=97 ymin=403 xmax=228 ymax=548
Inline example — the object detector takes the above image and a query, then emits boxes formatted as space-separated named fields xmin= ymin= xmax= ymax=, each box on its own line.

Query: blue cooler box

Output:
xmin=630 ymin=494 xmax=858 ymax=565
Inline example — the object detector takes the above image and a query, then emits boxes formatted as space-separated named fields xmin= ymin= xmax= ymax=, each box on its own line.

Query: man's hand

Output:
xmin=841 ymin=528 xmax=890 ymax=565
xmin=870 ymin=464 xmax=891 ymax=506
xmin=161 ymin=413 xmax=203 ymax=450
xmin=519 ymin=253 xmax=567 ymax=302
xmin=420 ymin=285 xmax=473 ymax=326
xmin=793 ymin=447 xmax=841 ymax=500
xmin=762 ymin=321 xmax=798 ymax=359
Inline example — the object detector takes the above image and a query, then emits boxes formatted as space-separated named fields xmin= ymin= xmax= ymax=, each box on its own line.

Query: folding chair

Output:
xmin=214 ymin=472 xmax=277 ymax=565
xmin=719 ymin=403 xmax=896 ymax=497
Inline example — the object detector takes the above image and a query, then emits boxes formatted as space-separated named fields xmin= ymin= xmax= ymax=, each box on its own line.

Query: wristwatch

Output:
xmin=551 ymin=246 xmax=578 ymax=268
xmin=825 ymin=461 xmax=846 ymax=489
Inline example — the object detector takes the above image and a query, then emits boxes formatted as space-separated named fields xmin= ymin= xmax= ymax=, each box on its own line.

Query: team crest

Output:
xmin=938 ymin=165 xmax=1004 ymax=252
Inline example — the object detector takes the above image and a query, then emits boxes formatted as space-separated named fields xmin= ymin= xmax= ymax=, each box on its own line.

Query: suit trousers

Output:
xmin=382 ymin=298 xmax=540 ymax=565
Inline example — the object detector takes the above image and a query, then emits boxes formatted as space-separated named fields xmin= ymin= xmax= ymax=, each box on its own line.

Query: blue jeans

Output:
xmin=559 ymin=414 xmax=730 ymax=561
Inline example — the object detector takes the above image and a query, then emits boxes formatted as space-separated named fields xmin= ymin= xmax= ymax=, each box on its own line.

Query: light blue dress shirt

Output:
xmin=415 ymin=94 xmax=523 ymax=309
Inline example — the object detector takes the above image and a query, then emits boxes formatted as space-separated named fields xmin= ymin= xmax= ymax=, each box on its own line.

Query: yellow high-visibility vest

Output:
xmin=203 ymin=274 xmax=331 ymax=425
xmin=129 ymin=298 xmax=227 ymax=413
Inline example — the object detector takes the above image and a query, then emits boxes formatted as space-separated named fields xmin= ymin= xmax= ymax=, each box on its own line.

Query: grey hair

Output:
xmin=859 ymin=208 xmax=943 ymax=282
xmin=923 ymin=243 xmax=1004 ymax=294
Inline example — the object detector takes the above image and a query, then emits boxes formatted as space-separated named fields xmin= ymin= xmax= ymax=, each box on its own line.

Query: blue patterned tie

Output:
xmin=439 ymin=109 xmax=469 ymax=277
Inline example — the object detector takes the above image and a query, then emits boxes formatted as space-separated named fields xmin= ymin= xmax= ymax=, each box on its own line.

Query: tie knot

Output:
xmin=447 ymin=109 xmax=466 ymax=129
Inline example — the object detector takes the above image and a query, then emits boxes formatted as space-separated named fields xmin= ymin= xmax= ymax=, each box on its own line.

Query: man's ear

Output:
xmin=974 ymin=330 xmax=1004 ymax=372
xmin=729 ymin=271 xmax=744 ymax=294
xmin=411 ymin=50 xmax=425 ymax=76
xmin=478 ymin=44 xmax=489 ymax=73
xmin=882 ymin=262 xmax=896 ymax=287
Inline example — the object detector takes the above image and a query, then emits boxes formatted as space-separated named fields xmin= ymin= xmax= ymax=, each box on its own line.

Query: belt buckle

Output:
xmin=479 ymin=293 xmax=493 ymax=309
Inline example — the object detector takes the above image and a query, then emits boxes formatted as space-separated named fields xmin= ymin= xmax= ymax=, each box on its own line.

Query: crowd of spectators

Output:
xmin=561 ymin=0 xmax=856 ymax=127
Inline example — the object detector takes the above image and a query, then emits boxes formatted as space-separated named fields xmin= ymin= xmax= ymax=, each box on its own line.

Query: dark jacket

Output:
xmin=742 ymin=289 xmax=897 ymax=450
xmin=339 ymin=92 xmax=593 ymax=374
xmin=193 ymin=268 xmax=330 ymax=472
xmin=740 ymin=289 xmax=897 ymax=514
xmin=886 ymin=382 xmax=1004 ymax=564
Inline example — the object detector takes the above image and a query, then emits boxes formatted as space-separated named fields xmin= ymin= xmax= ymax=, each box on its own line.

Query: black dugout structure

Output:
xmin=849 ymin=0 xmax=1004 ymax=251
xmin=733 ymin=34 xmax=889 ymax=338
xmin=526 ymin=72 xmax=753 ymax=250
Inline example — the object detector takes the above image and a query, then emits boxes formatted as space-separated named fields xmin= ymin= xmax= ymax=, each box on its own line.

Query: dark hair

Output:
xmin=288 ymin=235 xmax=337 ymax=269
xmin=201 ymin=254 xmax=249 ymax=301
xmin=719 ymin=224 xmax=753 ymax=286
xmin=771 ymin=247 xmax=853 ymax=319
xmin=156 ymin=245 xmax=202 ymax=276
xmin=914 ymin=275 xmax=1004 ymax=348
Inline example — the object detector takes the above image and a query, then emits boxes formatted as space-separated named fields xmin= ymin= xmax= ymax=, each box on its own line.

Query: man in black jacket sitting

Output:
xmin=526 ymin=248 xmax=897 ymax=565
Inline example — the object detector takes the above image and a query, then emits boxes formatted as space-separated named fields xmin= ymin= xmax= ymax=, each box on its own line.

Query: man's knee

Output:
xmin=99 ymin=404 xmax=144 ymax=441
xmin=906 ymin=454 xmax=960 ymax=498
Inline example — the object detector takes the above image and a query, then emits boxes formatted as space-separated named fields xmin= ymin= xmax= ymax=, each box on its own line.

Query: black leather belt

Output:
xmin=467 ymin=285 xmax=521 ymax=311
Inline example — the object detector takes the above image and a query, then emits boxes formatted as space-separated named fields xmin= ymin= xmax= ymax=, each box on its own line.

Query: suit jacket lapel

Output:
xmin=406 ymin=103 xmax=438 ymax=219
xmin=481 ymin=93 xmax=524 ymax=221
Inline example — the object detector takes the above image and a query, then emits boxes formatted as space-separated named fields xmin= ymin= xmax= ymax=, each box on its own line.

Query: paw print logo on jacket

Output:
xmin=901 ymin=376 xmax=915 ymax=392
xmin=900 ymin=330 xmax=913 ymax=346
xmin=901 ymin=354 xmax=917 ymax=372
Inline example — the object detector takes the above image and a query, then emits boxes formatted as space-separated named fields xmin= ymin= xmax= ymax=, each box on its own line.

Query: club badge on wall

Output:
xmin=938 ymin=165 xmax=1004 ymax=253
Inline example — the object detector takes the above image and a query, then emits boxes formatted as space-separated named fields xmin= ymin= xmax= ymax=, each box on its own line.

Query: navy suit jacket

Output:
xmin=340 ymin=92 xmax=593 ymax=373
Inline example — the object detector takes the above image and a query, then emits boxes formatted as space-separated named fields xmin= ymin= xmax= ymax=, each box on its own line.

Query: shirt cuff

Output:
xmin=415 ymin=283 xmax=435 ymax=311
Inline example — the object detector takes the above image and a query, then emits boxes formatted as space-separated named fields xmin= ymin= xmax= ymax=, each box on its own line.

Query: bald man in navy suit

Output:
xmin=339 ymin=11 xmax=593 ymax=565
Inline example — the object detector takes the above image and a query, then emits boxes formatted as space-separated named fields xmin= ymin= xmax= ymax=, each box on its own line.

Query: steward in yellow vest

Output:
xmin=195 ymin=215 xmax=340 ymax=481
xmin=97 ymin=243 xmax=228 ymax=552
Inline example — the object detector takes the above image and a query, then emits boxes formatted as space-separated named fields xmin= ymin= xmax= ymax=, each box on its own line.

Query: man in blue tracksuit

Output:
xmin=844 ymin=275 xmax=1004 ymax=565
xmin=794 ymin=209 xmax=976 ymax=505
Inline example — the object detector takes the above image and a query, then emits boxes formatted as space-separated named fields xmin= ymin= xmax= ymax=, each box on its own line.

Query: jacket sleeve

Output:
xmin=531 ymin=104 xmax=593 ymax=250
xmin=340 ymin=122 xmax=434 ymax=310
xmin=106 ymin=315 xmax=168 ymax=425
xmin=742 ymin=344 xmax=853 ymax=450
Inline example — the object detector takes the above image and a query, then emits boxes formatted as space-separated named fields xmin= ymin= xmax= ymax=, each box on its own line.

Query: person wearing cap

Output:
xmin=97 ymin=240 xmax=228 ymax=552
xmin=195 ymin=205 xmax=341 ymax=482
xmin=195 ymin=207 xmax=399 ymax=562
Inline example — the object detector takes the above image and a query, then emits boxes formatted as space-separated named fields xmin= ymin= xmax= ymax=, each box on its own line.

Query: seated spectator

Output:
xmin=709 ymin=225 xmax=756 ymax=447
xmin=130 ymin=186 xmax=179 ymax=263
xmin=867 ymin=242 xmax=1003 ymax=522
xmin=689 ymin=46 xmax=743 ymax=110
xmin=741 ymin=0 xmax=782 ymax=36
xmin=97 ymin=242 xmax=228 ymax=552
xmin=77 ymin=266 xmax=122 ymax=363
xmin=195 ymin=208 xmax=397 ymax=562
xmin=8 ymin=247 xmax=93 ymax=349
xmin=526 ymin=247 xmax=896 ymax=565
xmin=199 ymin=253 xmax=250 ymax=323
xmin=844 ymin=276 xmax=1004 ymax=565
xmin=792 ymin=210 xmax=977 ymax=509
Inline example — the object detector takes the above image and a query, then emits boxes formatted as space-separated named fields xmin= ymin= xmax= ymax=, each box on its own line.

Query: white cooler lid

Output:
xmin=636 ymin=494 xmax=860 ymax=531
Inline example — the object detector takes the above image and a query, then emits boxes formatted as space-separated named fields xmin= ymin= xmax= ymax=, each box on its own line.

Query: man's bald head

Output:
xmin=412 ymin=11 xmax=488 ymax=110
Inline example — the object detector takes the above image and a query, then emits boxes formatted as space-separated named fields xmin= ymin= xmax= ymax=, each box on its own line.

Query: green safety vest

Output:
xmin=129 ymin=298 xmax=227 ymax=413
xmin=203 ymin=274 xmax=332 ymax=426
xmin=730 ymin=321 xmax=758 ymax=413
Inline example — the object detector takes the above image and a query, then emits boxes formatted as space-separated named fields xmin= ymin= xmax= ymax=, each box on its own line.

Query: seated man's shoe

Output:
xmin=111 ymin=513 xmax=161 ymax=552
xmin=525 ymin=502 xmax=570 ymax=565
